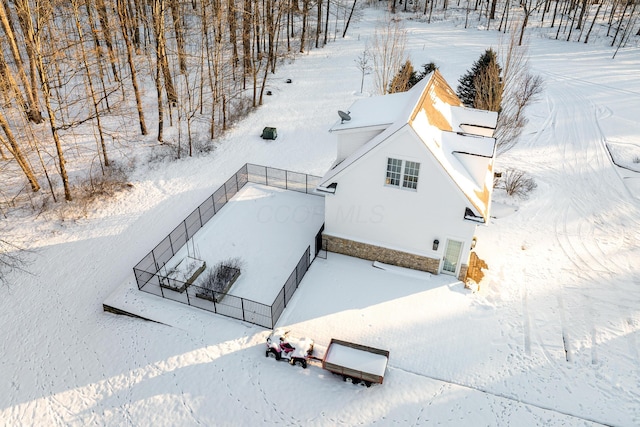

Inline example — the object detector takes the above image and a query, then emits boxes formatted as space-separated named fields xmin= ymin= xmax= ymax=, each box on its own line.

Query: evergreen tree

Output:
xmin=457 ymin=49 xmax=501 ymax=108
xmin=416 ymin=62 xmax=438 ymax=82
xmin=388 ymin=61 xmax=439 ymax=93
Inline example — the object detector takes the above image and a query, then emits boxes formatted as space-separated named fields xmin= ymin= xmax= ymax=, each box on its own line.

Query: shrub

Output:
xmin=199 ymin=257 xmax=242 ymax=299
xmin=83 ymin=162 xmax=131 ymax=199
xmin=498 ymin=169 xmax=537 ymax=199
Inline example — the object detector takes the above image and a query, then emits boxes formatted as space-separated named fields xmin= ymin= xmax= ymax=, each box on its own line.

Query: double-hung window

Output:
xmin=386 ymin=158 xmax=420 ymax=190
xmin=386 ymin=158 xmax=402 ymax=186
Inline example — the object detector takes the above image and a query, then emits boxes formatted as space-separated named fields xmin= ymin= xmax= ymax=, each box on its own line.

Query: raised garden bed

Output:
xmin=159 ymin=257 xmax=207 ymax=293
xmin=196 ymin=264 xmax=241 ymax=303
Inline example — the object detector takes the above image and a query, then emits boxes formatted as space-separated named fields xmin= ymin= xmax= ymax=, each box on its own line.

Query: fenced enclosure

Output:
xmin=133 ymin=164 xmax=323 ymax=328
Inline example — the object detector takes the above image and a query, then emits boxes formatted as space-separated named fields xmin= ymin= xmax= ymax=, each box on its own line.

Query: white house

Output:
xmin=316 ymin=70 xmax=498 ymax=280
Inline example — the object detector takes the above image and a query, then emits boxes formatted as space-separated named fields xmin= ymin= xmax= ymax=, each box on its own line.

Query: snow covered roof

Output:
xmin=319 ymin=70 xmax=498 ymax=221
xmin=329 ymin=91 xmax=413 ymax=133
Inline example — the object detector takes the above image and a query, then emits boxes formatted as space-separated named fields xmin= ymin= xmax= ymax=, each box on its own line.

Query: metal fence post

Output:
xmin=152 ymin=250 xmax=159 ymax=273
xmin=133 ymin=269 xmax=140 ymax=290
xmin=241 ymin=298 xmax=246 ymax=321
xmin=183 ymin=220 xmax=188 ymax=244
xmin=285 ymin=170 xmax=288 ymax=190
xmin=306 ymin=174 xmax=308 ymax=193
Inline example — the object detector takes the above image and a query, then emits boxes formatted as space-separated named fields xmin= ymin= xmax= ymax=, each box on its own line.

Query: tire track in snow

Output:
xmin=391 ymin=366 xmax=611 ymax=426
xmin=539 ymin=69 xmax=640 ymax=98
xmin=521 ymin=285 xmax=531 ymax=356
xmin=555 ymin=293 xmax=572 ymax=362
xmin=544 ymin=75 xmax=640 ymax=372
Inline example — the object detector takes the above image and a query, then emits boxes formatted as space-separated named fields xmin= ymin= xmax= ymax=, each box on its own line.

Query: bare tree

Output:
xmin=0 ymin=237 xmax=31 ymax=287
xmin=474 ymin=57 xmax=503 ymax=111
xmin=94 ymin=0 xmax=121 ymax=82
xmin=151 ymin=0 xmax=178 ymax=105
xmin=388 ymin=59 xmax=414 ymax=93
xmin=16 ymin=0 xmax=72 ymax=200
xmin=0 ymin=109 xmax=40 ymax=191
xmin=241 ymin=0 xmax=253 ymax=85
xmin=169 ymin=0 xmax=188 ymax=73
xmin=518 ymin=0 xmax=546 ymax=45
xmin=371 ymin=15 xmax=406 ymax=94
xmin=228 ymin=0 xmax=239 ymax=70
xmin=343 ymin=0 xmax=358 ymax=37
xmin=72 ymin=0 xmax=109 ymax=168
xmin=323 ymin=0 xmax=330 ymax=46
xmin=584 ymin=0 xmax=605 ymax=43
xmin=83 ymin=0 xmax=112 ymax=111
xmin=300 ymin=0 xmax=310 ymax=52
xmin=117 ymin=0 xmax=148 ymax=136
xmin=0 ymin=48 xmax=32 ymax=122
xmin=315 ymin=0 xmax=322 ymax=48
xmin=0 ymin=1 xmax=42 ymax=123
xmin=495 ymin=29 xmax=544 ymax=154
xmin=355 ymin=46 xmax=373 ymax=93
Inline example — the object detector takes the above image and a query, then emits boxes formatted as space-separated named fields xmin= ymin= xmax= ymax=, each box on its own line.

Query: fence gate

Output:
xmin=315 ymin=224 xmax=325 ymax=258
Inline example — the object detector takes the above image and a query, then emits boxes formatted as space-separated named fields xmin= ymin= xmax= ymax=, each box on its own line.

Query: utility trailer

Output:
xmin=265 ymin=332 xmax=389 ymax=386
xmin=321 ymin=338 xmax=389 ymax=386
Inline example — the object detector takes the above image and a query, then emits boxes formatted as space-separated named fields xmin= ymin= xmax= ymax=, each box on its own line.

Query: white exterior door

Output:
xmin=442 ymin=239 xmax=463 ymax=275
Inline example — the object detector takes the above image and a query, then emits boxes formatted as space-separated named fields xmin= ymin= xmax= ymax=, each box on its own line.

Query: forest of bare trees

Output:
xmin=0 ymin=0 xmax=361 ymax=209
xmin=0 ymin=0 xmax=637 ymax=212
xmin=389 ymin=0 xmax=639 ymax=51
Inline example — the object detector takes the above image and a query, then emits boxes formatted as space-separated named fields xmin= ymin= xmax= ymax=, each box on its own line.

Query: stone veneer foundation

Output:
xmin=323 ymin=234 xmax=468 ymax=281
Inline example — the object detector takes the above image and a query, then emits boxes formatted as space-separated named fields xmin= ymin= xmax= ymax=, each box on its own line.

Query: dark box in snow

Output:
xmin=261 ymin=127 xmax=277 ymax=140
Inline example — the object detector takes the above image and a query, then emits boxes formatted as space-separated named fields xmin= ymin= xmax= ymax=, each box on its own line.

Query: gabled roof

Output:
xmin=319 ymin=70 xmax=498 ymax=222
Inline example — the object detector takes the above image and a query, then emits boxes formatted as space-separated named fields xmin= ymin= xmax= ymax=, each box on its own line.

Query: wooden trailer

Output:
xmin=321 ymin=338 xmax=389 ymax=386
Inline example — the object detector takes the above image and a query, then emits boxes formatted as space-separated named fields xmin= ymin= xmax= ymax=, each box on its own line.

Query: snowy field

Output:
xmin=2 ymin=6 xmax=640 ymax=427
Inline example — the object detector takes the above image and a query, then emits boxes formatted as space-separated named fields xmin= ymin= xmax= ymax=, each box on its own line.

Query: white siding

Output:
xmin=324 ymin=127 xmax=477 ymax=267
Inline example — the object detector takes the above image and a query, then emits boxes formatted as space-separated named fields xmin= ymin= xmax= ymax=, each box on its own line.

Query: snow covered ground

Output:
xmin=150 ymin=183 xmax=324 ymax=304
xmin=2 ymin=7 xmax=640 ymax=427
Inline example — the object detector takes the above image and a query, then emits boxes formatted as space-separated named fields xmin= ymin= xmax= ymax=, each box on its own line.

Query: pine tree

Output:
xmin=388 ymin=61 xmax=439 ymax=93
xmin=457 ymin=49 xmax=501 ymax=108
xmin=416 ymin=62 xmax=438 ymax=82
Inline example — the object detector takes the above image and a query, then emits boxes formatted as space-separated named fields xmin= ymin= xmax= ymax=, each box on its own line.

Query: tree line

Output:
xmin=385 ymin=0 xmax=638 ymax=49
xmin=0 ymin=0 xmax=358 ymax=207
xmin=1 ymin=0 xmax=636 ymax=209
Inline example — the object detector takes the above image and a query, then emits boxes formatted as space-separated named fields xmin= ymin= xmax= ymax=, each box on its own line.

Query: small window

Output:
xmin=386 ymin=158 xmax=402 ymax=186
xmin=403 ymin=161 xmax=420 ymax=190
xmin=385 ymin=158 xmax=420 ymax=190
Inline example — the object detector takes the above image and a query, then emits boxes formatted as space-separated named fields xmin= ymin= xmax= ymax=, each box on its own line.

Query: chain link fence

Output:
xmin=132 ymin=164 xmax=322 ymax=328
